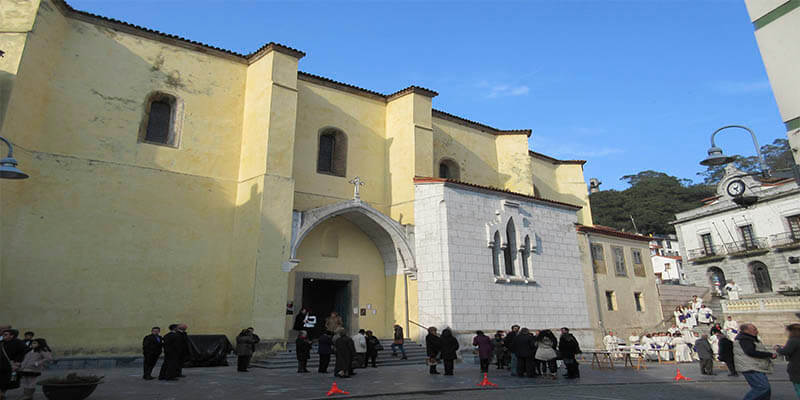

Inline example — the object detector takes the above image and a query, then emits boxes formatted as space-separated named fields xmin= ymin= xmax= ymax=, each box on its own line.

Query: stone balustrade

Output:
xmin=722 ymin=296 xmax=800 ymax=313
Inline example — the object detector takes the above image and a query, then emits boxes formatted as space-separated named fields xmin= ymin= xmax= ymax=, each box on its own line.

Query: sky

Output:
xmin=70 ymin=0 xmax=787 ymax=191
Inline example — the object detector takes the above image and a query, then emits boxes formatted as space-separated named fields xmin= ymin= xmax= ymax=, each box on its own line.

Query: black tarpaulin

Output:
xmin=184 ymin=335 xmax=233 ymax=367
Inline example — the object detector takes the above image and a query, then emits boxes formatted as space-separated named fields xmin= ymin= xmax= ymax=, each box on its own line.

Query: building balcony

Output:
xmin=770 ymin=232 xmax=800 ymax=251
xmin=687 ymin=246 xmax=726 ymax=263
xmin=725 ymin=238 xmax=770 ymax=258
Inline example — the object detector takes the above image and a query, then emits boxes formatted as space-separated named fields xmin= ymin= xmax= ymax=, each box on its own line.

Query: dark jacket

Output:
xmin=142 ymin=334 xmax=163 ymax=358
xmin=0 ymin=338 xmax=26 ymax=371
xmin=426 ymin=334 xmax=442 ymax=358
xmin=503 ymin=331 xmax=517 ymax=351
xmin=473 ymin=334 xmax=494 ymax=360
xmin=512 ymin=333 xmax=533 ymax=358
xmin=295 ymin=336 xmax=312 ymax=361
xmin=334 ymin=335 xmax=356 ymax=372
xmin=293 ymin=312 xmax=307 ymax=331
xmin=440 ymin=331 xmax=460 ymax=361
xmin=236 ymin=333 xmax=260 ymax=356
xmin=718 ymin=336 xmax=734 ymax=363
xmin=694 ymin=337 xmax=714 ymax=360
xmin=558 ymin=333 xmax=581 ymax=358
xmin=776 ymin=336 xmax=800 ymax=383
xmin=393 ymin=327 xmax=404 ymax=344
xmin=366 ymin=335 xmax=380 ymax=356
xmin=318 ymin=333 xmax=333 ymax=356
xmin=735 ymin=332 xmax=773 ymax=359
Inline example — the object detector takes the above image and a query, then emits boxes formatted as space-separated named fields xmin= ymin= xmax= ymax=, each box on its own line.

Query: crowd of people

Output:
xmin=0 ymin=327 xmax=53 ymax=400
xmin=141 ymin=324 xmax=191 ymax=381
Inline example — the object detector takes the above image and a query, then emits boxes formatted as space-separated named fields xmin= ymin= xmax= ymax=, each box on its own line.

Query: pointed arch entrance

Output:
xmin=284 ymin=200 xmax=416 ymax=338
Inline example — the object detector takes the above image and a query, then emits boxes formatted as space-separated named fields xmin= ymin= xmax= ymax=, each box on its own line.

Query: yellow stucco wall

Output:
xmin=531 ymin=157 xmax=593 ymax=225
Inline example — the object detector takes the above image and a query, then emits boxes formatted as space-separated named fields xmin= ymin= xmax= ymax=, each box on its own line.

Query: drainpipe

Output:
xmin=586 ymin=233 xmax=606 ymax=338
xmin=404 ymin=273 xmax=410 ymax=335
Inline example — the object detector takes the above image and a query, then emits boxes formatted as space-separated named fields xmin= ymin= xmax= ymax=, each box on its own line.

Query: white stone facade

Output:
xmin=414 ymin=181 xmax=593 ymax=343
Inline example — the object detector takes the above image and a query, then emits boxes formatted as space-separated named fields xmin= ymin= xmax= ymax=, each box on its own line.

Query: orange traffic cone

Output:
xmin=673 ymin=368 xmax=691 ymax=381
xmin=326 ymin=382 xmax=350 ymax=396
xmin=477 ymin=373 xmax=498 ymax=387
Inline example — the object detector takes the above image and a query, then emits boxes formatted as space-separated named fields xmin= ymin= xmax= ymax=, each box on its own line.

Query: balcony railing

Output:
xmin=725 ymin=238 xmax=769 ymax=256
xmin=770 ymin=232 xmax=800 ymax=250
xmin=722 ymin=296 xmax=800 ymax=313
xmin=687 ymin=245 xmax=726 ymax=262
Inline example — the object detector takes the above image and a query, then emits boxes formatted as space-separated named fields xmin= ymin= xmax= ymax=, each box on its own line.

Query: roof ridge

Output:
xmin=432 ymin=109 xmax=531 ymax=137
xmin=414 ymin=177 xmax=581 ymax=210
xmin=528 ymin=150 xmax=586 ymax=165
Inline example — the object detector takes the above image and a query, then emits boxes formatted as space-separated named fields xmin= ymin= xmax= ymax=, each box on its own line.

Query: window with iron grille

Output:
xmin=701 ymin=233 xmax=714 ymax=255
xmin=740 ymin=225 xmax=756 ymax=249
xmin=788 ymin=215 xmax=800 ymax=241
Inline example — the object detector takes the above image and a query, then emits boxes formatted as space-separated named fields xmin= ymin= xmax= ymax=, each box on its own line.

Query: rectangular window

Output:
xmin=317 ymin=134 xmax=335 ymax=173
xmin=145 ymin=100 xmax=172 ymax=144
xmin=700 ymin=233 xmax=714 ymax=255
xmin=634 ymin=292 xmax=644 ymax=312
xmin=632 ymin=248 xmax=646 ymax=277
xmin=590 ymin=243 xmax=606 ymax=274
xmin=605 ymin=291 xmax=617 ymax=311
xmin=740 ymin=225 xmax=756 ymax=248
xmin=665 ymin=240 xmax=672 ymax=249
xmin=788 ymin=215 xmax=800 ymax=241
xmin=612 ymin=246 xmax=627 ymax=276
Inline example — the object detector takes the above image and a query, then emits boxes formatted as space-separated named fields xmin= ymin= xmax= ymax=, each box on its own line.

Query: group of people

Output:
xmin=673 ymin=296 xmax=716 ymax=332
xmin=292 ymin=309 xmax=344 ymax=340
xmin=0 ymin=327 xmax=52 ymax=400
xmin=141 ymin=324 xmax=190 ymax=381
xmin=424 ymin=325 xmax=581 ymax=380
xmin=727 ymin=322 xmax=799 ymax=400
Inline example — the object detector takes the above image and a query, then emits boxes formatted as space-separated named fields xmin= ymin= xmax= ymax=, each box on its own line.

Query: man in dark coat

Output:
xmin=158 ymin=325 xmax=181 ymax=381
xmin=176 ymin=324 xmax=190 ymax=377
xmin=440 ymin=328 xmax=460 ymax=376
xmin=142 ymin=327 xmax=163 ymax=380
xmin=504 ymin=325 xmax=520 ymax=376
xmin=694 ymin=334 xmax=715 ymax=375
xmin=235 ymin=327 xmax=260 ymax=372
xmin=317 ymin=332 xmax=333 ymax=373
xmin=333 ymin=328 xmax=356 ymax=378
xmin=426 ymin=327 xmax=442 ymax=375
xmin=512 ymin=328 xmax=534 ymax=377
xmin=559 ymin=327 xmax=581 ymax=379
xmin=295 ymin=330 xmax=312 ymax=373
xmin=716 ymin=332 xmax=736 ymax=376
xmin=365 ymin=330 xmax=380 ymax=368
xmin=1 ymin=329 xmax=27 ymax=397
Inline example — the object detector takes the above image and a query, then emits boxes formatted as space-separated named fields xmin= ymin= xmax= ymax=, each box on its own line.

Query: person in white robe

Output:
xmin=723 ymin=316 xmax=739 ymax=340
xmin=697 ymin=305 xmax=714 ymax=325
xmin=671 ymin=333 xmax=693 ymax=363
xmin=603 ymin=331 xmax=619 ymax=356
xmin=656 ymin=334 xmax=671 ymax=361
xmin=668 ymin=324 xmax=680 ymax=335
xmin=640 ymin=334 xmax=659 ymax=361
xmin=708 ymin=331 xmax=719 ymax=356
xmin=724 ymin=280 xmax=740 ymax=300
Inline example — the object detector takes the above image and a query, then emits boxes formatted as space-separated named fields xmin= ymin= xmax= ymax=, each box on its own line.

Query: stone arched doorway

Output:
xmin=749 ymin=261 xmax=772 ymax=293
xmin=707 ymin=267 xmax=726 ymax=294
xmin=283 ymin=200 xmax=416 ymax=339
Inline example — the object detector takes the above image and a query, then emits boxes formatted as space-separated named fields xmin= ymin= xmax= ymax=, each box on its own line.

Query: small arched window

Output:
xmin=317 ymin=128 xmax=347 ymax=177
xmin=491 ymin=231 xmax=501 ymax=276
xmin=140 ymin=92 xmax=182 ymax=147
xmin=438 ymin=159 xmax=460 ymax=180
xmin=521 ymin=235 xmax=531 ymax=278
xmin=503 ymin=219 xmax=517 ymax=276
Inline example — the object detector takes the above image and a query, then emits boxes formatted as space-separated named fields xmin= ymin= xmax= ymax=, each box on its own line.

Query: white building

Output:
xmin=649 ymin=234 xmax=685 ymax=283
xmin=673 ymin=165 xmax=800 ymax=296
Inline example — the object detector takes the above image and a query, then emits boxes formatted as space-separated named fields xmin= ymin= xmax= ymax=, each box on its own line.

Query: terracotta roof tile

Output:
xmin=297 ymin=71 xmax=387 ymax=100
xmin=432 ymin=109 xmax=532 ymax=137
xmin=575 ymin=224 xmax=651 ymax=242
xmin=414 ymin=177 xmax=582 ymax=210
xmin=528 ymin=150 xmax=586 ymax=165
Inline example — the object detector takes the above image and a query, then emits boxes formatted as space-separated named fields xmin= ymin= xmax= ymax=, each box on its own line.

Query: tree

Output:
xmin=697 ymin=138 xmax=793 ymax=185
xmin=590 ymin=171 xmax=714 ymax=234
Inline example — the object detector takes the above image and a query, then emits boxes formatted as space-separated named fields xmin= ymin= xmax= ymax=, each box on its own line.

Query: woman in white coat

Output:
xmin=671 ymin=333 xmax=693 ymax=363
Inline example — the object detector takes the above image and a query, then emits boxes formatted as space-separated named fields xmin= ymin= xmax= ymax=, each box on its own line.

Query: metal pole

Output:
xmin=709 ymin=125 xmax=769 ymax=174
xmin=0 ymin=136 xmax=15 ymax=158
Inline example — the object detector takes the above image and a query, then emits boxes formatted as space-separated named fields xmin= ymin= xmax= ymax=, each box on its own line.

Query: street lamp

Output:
xmin=699 ymin=125 xmax=769 ymax=174
xmin=0 ymin=136 xmax=29 ymax=179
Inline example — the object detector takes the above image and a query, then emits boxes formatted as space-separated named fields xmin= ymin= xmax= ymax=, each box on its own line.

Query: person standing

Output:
xmin=603 ymin=331 xmax=619 ymax=355
xmin=774 ymin=323 xmax=800 ymax=398
xmin=333 ymin=328 xmax=355 ymax=378
xmin=725 ymin=280 xmax=741 ymax=300
xmin=325 ymin=312 xmax=343 ymax=336
xmin=695 ymin=334 xmax=715 ymax=375
xmin=236 ymin=328 xmax=260 ymax=372
xmin=698 ymin=305 xmax=714 ymax=325
xmin=472 ymin=331 xmax=493 ymax=374
xmin=16 ymin=339 xmax=52 ymax=400
xmin=717 ymin=331 xmax=737 ymax=376
xmin=492 ymin=332 xmax=506 ymax=370
xmin=353 ymin=329 xmax=367 ymax=368
xmin=734 ymin=323 xmax=777 ymax=400
xmin=512 ymin=328 xmax=534 ymax=377
xmin=559 ymin=327 xmax=581 ymax=379
xmin=504 ymin=325 xmax=520 ymax=376
xmin=21 ymin=333 xmax=34 ymax=352
xmin=425 ymin=327 xmax=441 ymax=375
xmin=365 ymin=330 xmax=380 ymax=368
xmin=440 ymin=328 xmax=459 ymax=376
xmin=725 ymin=316 xmax=741 ymax=340
xmin=293 ymin=308 xmax=309 ymax=333
xmin=391 ymin=325 xmax=407 ymax=360
xmin=142 ymin=327 xmax=163 ymax=380
xmin=295 ymin=330 xmax=312 ymax=373
xmin=672 ymin=332 xmax=693 ymax=363
xmin=158 ymin=325 xmax=181 ymax=381
xmin=175 ymin=324 xmax=190 ymax=378
xmin=1 ymin=329 xmax=27 ymax=400
xmin=317 ymin=332 xmax=333 ymax=373
xmin=535 ymin=330 xmax=559 ymax=380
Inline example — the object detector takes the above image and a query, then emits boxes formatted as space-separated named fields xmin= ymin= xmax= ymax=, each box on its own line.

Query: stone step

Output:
xmin=254 ymin=355 xmax=428 ymax=370
xmin=258 ymin=339 xmax=426 ymax=370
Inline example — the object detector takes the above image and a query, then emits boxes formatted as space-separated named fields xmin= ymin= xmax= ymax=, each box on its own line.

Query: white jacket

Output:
xmin=353 ymin=333 xmax=367 ymax=353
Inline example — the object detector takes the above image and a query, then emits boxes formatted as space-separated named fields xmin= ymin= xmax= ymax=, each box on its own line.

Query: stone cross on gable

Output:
xmin=349 ymin=176 xmax=365 ymax=200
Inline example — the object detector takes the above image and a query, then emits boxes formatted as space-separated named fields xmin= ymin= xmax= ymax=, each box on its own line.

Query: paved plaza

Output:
xmin=26 ymin=359 xmax=796 ymax=400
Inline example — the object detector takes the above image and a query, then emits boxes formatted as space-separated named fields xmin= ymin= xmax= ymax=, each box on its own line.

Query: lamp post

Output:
xmin=0 ymin=136 xmax=29 ymax=179
xmin=699 ymin=125 xmax=769 ymax=175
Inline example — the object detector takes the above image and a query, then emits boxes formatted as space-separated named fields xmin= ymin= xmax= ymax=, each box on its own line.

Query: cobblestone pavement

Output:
xmin=23 ymin=359 xmax=794 ymax=399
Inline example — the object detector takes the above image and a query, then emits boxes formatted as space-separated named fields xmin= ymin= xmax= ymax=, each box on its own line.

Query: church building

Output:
xmin=0 ymin=0 xmax=602 ymax=354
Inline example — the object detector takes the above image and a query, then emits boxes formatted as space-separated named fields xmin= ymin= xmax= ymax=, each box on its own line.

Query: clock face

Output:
xmin=726 ymin=179 xmax=746 ymax=197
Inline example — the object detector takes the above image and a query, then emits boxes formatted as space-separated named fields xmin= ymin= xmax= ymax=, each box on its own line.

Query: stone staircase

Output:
xmin=253 ymin=339 xmax=427 ymax=370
